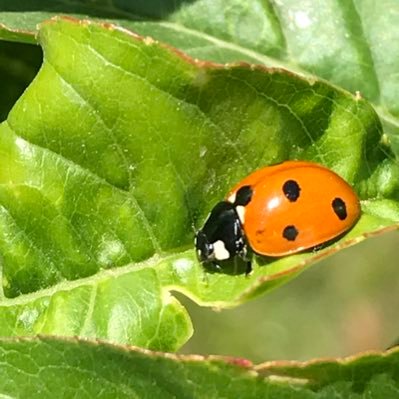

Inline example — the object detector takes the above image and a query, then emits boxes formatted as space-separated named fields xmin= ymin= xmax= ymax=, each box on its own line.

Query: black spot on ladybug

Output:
xmin=283 ymin=180 xmax=301 ymax=202
xmin=332 ymin=197 xmax=347 ymax=220
xmin=234 ymin=185 xmax=253 ymax=206
xmin=283 ymin=225 xmax=298 ymax=241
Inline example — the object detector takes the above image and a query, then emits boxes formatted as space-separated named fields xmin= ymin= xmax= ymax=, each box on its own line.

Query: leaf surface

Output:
xmin=0 ymin=0 xmax=399 ymax=151
xmin=0 ymin=16 xmax=397 ymax=350
xmin=0 ymin=336 xmax=398 ymax=399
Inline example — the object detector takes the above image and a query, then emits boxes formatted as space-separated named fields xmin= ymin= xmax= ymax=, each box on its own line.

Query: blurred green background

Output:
xmin=0 ymin=41 xmax=42 ymax=121
xmin=180 ymin=230 xmax=399 ymax=362
xmin=1 ymin=40 xmax=398 ymax=364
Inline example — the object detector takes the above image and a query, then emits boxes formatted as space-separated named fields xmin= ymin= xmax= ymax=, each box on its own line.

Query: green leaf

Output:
xmin=259 ymin=347 xmax=399 ymax=396
xmin=0 ymin=265 xmax=191 ymax=351
xmin=1 ymin=0 xmax=399 ymax=151
xmin=0 ymin=336 xmax=398 ymax=398
xmin=0 ymin=16 xmax=398 ymax=350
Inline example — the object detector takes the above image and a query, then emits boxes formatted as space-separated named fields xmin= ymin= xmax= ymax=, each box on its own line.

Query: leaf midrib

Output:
xmin=0 ymin=251 xmax=183 ymax=307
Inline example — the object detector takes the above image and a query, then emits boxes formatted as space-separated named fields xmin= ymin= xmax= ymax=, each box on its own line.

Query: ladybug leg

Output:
xmin=237 ymin=239 xmax=252 ymax=276
xmin=244 ymin=260 xmax=252 ymax=276
xmin=233 ymin=256 xmax=251 ymax=275
xmin=201 ymin=269 xmax=210 ymax=285
xmin=233 ymin=257 xmax=239 ymax=275
xmin=311 ymin=243 xmax=324 ymax=252
xmin=211 ymin=261 xmax=223 ymax=273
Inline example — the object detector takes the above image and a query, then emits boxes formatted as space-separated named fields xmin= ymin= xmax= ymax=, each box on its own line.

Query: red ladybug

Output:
xmin=195 ymin=161 xmax=361 ymax=274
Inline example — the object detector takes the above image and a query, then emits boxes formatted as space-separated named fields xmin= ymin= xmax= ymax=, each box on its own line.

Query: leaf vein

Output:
xmin=80 ymin=284 xmax=97 ymax=336
xmin=38 ymin=61 xmax=162 ymax=253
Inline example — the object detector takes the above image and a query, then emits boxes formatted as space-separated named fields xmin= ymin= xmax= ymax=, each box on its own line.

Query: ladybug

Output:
xmin=195 ymin=161 xmax=361 ymax=274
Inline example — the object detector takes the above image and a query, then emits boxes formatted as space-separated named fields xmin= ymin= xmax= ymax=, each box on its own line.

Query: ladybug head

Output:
xmin=194 ymin=230 xmax=215 ymax=262
xmin=194 ymin=201 xmax=245 ymax=264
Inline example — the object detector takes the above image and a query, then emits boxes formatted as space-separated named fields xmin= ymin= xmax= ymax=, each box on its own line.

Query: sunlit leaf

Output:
xmin=0 ymin=336 xmax=397 ymax=398
xmin=0 ymin=16 xmax=397 ymax=350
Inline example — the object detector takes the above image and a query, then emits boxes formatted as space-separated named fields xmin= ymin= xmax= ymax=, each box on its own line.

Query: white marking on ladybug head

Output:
xmin=235 ymin=205 xmax=245 ymax=224
xmin=227 ymin=192 xmax=236 ymax=204
xmin=213 ymin=240 xmax=230 ymax=261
